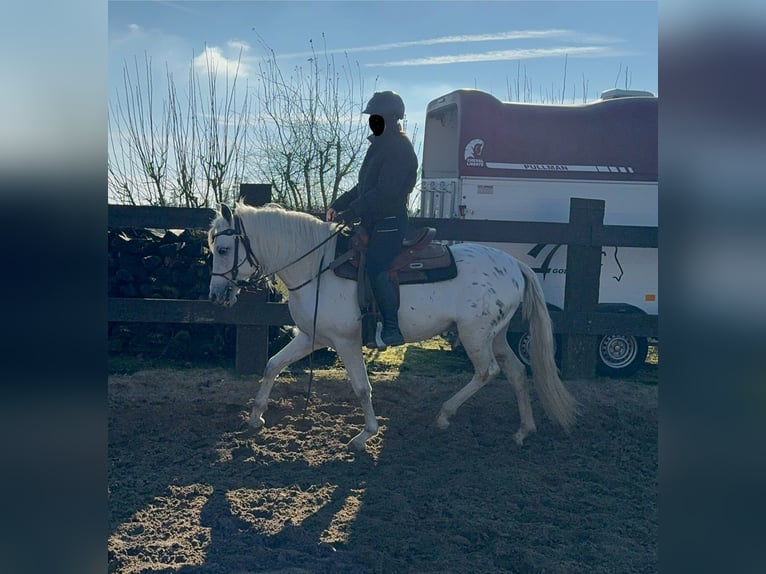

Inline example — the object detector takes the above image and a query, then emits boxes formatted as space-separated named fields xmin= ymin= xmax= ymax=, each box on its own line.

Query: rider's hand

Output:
xmin=334 ymin=210 xmax=353 ymax=225
xmin=326 ymin=208 xmax=337 ymax=222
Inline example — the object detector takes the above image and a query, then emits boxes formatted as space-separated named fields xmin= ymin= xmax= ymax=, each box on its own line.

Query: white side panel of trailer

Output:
xmin=458 ymin=177 xmax=657 ymax=226
xmin=423 ymin=176 xmax=658 ymax=314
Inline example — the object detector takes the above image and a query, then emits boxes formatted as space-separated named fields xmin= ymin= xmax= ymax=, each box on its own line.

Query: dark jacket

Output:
xmin=331 ymin=129 xmax=418 ymax=228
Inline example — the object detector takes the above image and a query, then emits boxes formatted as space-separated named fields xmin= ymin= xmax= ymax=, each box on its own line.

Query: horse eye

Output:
xmin=217 ymin=247 xmax=229 ymax=256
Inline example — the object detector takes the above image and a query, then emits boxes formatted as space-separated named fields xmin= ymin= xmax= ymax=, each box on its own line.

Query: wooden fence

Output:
xmin=108 ymin=194 xmax=657 ymax=379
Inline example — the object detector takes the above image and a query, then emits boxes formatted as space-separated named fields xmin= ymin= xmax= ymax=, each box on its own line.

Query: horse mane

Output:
xmin=209 ymin=202 xmax=335 ymax=274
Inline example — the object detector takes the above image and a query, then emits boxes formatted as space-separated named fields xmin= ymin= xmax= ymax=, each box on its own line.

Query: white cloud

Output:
xmin=193 ymin=45 xmax=249 ymax=78
xmin=268 ymin=29 xmax=621 ymax=61
xmin=227 ymin=40 xmax=251 ymax=53
xmin=341 ymin=29 xmax=571 ymax=53
xmin=369 ymin=45 xmax=629 ymax=67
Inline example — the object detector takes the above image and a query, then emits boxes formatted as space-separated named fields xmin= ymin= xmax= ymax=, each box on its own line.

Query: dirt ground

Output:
xmin=108 ymin=347 xmax=657 ymax=574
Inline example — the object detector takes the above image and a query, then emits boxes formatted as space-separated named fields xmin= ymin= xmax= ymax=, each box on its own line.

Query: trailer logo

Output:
xmin=528 ymin=243 xmax=565 ymax=279
xmin=464 ymin=139 xmax=485 ymax=167
xmin=530 ymin=244 xmax=626 ymax=282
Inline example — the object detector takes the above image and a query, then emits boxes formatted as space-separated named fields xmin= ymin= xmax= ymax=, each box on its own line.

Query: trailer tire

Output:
xmin=596 ymin=334 xmax=648 ymax=377
xmin=507 ymin=331 xmax=563 ymax=371
xmin=507 ymin=303 xmax=563 ymax=371
xmin=595 ymin=303 xmax=649 ymax=378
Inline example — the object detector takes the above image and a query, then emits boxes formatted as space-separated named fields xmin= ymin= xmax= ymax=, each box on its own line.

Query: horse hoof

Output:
xmin=346 ymin=438 xmax=366 ymax=452
xmin=249 ymin=415 xmax=265 ymax=429
xmin=513 ymin=425 xmax=535 ymax=446
xmin=347 ymin=430 xmax=373 ymax=452
xmin=435 ymin=413 xmax=450 ymax=430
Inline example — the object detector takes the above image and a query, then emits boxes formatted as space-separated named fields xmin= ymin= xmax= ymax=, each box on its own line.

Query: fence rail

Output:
xmin=108 ymin=194 xmax=657 ymax=378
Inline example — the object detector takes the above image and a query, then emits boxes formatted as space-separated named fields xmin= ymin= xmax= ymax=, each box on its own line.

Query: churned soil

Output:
xmin=108 ymin=351 xmax=657 ymax=574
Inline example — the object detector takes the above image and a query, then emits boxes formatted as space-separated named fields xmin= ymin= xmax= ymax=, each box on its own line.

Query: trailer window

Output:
xmin=422 ymin=104 xmax=458 ymax=178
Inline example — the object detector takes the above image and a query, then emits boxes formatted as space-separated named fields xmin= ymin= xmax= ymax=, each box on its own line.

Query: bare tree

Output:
xmin=582 ymin=73 xmax=590 ymax=103
xmin=108 ymin=53 xmax=171 ymax=206
xmin=166 ymin=62 xmax=198 ymax=207
xmin=193 ymin=47 xmax=250 ymax=207
xmin=247 ymin=33 xmax=369 ymax=212
xmin=109 ymin=34 xmax=370 ymax=211
xmin=506 ymin=57 xmax=594 ymax=105
xmin=108 ymin=49 xmax=250 ymax=207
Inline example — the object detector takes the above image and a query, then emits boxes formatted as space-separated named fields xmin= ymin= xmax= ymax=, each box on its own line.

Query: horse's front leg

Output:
xmin=251 ymin=330 xmax=321 ymax=428
xmin=334 ymin=340 xmax=379 ymax=451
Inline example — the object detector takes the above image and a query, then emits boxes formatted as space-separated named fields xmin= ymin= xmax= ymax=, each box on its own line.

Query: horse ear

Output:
xmin=220 ymin=203 xmax=232 ymax=224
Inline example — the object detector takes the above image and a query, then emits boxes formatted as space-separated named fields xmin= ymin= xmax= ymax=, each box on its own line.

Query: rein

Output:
xmin=302 ymin=253 xmax=325 ymax=418
xmin=274 ymin=226 xmax=345 ymax=291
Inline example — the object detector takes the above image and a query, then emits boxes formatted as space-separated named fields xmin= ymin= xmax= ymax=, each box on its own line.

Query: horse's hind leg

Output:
xmin=436 ymin=333 xmax=499 ymax=429
xmin=493 ymin=330 xmax=536 ymax=445
xmin=250 ymin=330 xmax=321 ymax=428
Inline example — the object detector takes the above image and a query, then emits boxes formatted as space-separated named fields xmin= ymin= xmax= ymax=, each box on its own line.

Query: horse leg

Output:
xmin=333 ymin=340 xmax=379 ymax=451
xmin=436 ymin=335 xmax=499 ymax=429
xmin=250 ymin=330 xmax=321 ymax=428
xmin=493 ymin=330 xmax=536 ymax=445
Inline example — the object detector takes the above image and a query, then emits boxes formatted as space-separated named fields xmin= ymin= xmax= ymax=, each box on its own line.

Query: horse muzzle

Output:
xmin=209 ymin=284 xmax=238 ymax=307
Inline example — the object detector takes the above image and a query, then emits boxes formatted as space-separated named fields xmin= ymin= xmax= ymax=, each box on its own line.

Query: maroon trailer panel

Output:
xmin=431 ymin=90 xmax=657 ymax=182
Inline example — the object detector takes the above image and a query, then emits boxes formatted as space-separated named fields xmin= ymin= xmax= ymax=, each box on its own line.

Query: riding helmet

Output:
xmin=363 ymin=91 xmax=405 ymax=120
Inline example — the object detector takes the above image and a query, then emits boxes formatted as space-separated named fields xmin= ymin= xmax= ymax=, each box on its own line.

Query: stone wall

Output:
xmin=108 ymin=227 xmax=288 ymax=362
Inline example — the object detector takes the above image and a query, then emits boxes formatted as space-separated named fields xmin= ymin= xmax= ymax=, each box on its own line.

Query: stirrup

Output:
xmin=375 ymin=322 xmax=405 ymax=348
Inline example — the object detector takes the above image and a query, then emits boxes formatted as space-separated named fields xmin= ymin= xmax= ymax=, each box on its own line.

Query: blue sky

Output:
xmin=109 ymin=0 xmax=657 ymax=141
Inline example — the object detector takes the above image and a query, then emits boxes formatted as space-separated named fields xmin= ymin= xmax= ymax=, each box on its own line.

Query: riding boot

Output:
xmin=370 ymin=271 xmax=405 ymax=347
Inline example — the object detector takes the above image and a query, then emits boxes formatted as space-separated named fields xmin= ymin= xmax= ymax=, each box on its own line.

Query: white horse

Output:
xmin=208 ymin=203 xmax=578 ymax=451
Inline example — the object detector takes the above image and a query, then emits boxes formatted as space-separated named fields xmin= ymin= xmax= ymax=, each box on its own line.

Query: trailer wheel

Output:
xmin=507 ymin=303 xmax=562 ymax=371
xmin=596 ymin=334 xmax=648 ymax=377
xmin=594 ymin=303 xmax=650 ymax=378
xmin=507 ymin=331 xmax=562 ymax=371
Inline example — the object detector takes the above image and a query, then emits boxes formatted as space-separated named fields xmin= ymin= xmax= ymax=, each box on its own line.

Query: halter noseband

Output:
xmin=210 ymin=214 xmax=259 ymax=286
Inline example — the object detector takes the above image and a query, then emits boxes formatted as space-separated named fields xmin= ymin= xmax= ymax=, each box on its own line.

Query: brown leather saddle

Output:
xmin=331 ymin=225 xmax=457 ymax=286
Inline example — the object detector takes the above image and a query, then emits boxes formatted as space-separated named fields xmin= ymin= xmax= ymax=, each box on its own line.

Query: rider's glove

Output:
xmin=334 ymin=210 xmax=356 ymax=225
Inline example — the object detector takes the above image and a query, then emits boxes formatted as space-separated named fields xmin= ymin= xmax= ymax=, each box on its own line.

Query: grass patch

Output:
xmin=109 ymin=337 xmax=657 ymax=384
xmin=290 ymin=337 xmax=470 ymax=377
xmin=364 ymin=337 xmax=471 ymax=376
xmin=646 ymin=344 xmax=659 ymax=366
xmin=108 ymin=354 xmax=233 ymax=375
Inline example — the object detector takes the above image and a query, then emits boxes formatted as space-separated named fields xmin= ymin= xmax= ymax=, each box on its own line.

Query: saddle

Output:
xmin=330 ymin=225 xmax=458 ymax=349
xmin=331 ymin=225 xmax=457 ymax=286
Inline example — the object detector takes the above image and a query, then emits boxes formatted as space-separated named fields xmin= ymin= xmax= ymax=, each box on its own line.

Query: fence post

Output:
xmin=235 ymin=184 xmax=273 ymax=375
xmin=560 ymin=198 xmax=605 ymax=379
xmin=235 ymin=288 xmax=270 ymax=375
xmin=239 ymin=183 xmax=272 ymax=207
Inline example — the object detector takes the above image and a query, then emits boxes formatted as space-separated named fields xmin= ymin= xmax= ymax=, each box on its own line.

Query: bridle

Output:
xmin=211 ymin=212 xmax=346 ymax=291
xmin=210 ymin=214 xmax=259 ymax=287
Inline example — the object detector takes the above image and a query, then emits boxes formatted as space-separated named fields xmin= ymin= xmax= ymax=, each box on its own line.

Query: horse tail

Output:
xmin=519 ymin=261 xmax=579 ymax=431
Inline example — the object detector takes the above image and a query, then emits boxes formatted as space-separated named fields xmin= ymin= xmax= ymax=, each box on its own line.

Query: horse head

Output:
xmin=208 ymin=203 xmax=259 ymax=306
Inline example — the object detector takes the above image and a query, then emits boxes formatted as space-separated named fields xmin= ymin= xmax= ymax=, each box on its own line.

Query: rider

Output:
xmin=326 ymin=91 xmax=418 ymax=347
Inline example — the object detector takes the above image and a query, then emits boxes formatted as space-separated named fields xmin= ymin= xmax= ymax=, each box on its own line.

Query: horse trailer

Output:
xmin=420 ymin=88 xmax=657 ymax=377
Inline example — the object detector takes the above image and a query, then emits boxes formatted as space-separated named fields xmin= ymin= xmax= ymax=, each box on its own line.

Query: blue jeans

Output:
xmin=365 ymin=215 xmax=408 ymax=278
